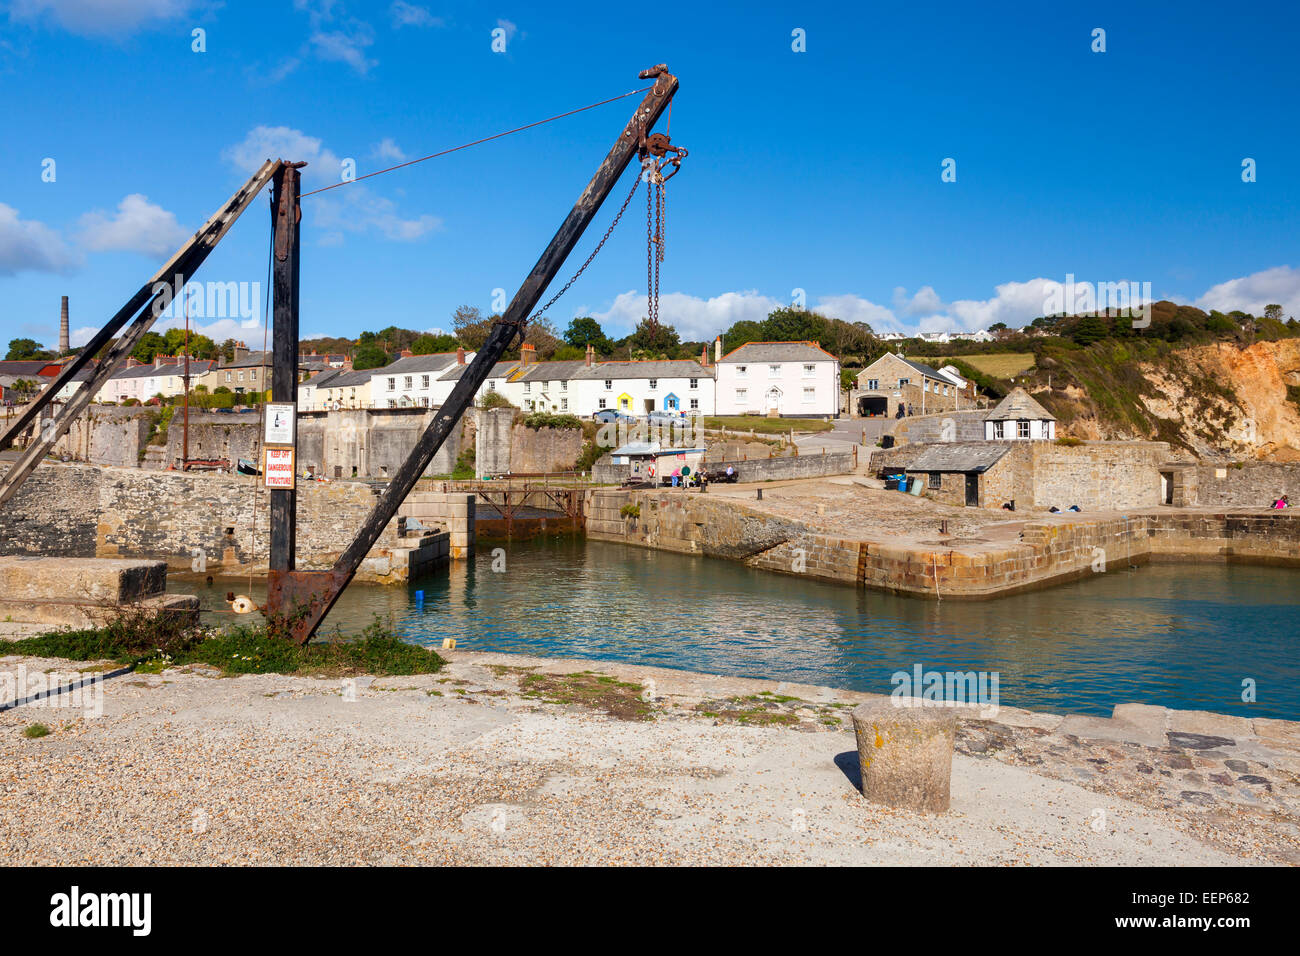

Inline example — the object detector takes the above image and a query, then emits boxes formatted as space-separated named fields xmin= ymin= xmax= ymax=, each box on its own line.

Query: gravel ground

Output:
xmin=3 ymin=647 xmax=1295 ymax=866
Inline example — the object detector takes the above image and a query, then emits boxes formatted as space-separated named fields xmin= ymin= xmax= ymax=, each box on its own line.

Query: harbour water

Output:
xmin=189 ymin=537 xmax=1300 ymax=720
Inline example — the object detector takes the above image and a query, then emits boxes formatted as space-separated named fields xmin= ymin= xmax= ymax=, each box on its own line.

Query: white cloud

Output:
xmin=1195 ymin=265 xmax=1300 ymax=321
xmin=76 ymin=193 xmax=188 ymax=258
xmin=9 ymin=0 xmax=197 ymax=37
xmin=0 ymin=203 xmax=81 ymax=276
xmin=814 ymin=293 xmax=899 ymax=331
xmin=370 ymin=137 xmax=407 ymax=162
xmin=390 ymin=1 xmax=443 ymax=28
xmin=223 ymin=125 xmax=440 ymax=243
xmin=588 ymin=290 xmax=783 ymax=340
xmin=310 ymin=25 xmax=375 ymax=74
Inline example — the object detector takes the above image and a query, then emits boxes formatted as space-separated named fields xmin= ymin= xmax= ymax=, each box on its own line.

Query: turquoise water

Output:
xmin=190 ymin=537 xmax=1300 ymax=719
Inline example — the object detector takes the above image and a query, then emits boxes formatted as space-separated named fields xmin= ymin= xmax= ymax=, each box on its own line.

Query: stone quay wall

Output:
xmin=0 ymin=462 xmax=403 ymax=575
xmin=1190 ymin=462 xmax=1300 ymax=508
xmin=586 ymin=487 xmax=1300 ymax=599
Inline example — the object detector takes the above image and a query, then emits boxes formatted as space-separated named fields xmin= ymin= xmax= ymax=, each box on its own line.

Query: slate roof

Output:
xmin=904 ymin=443 xmax=1011 ymax=474
xmin=439 ymin=360 xmax=516 ymax=382
xmin=374 ymin=353 xmax=462 ymax=376
xmin=0 ymin=360 xmax=58 ymax=376
xmin=516 ymin=360 xmax=588 ymax=382
xmin=221 ymin=351 xmax=271 ymax=369
xmin=571 ymin=359 xmax=712 ymax=380
xmin=718 ymin=341 xmax=837 ymax=364
xmin=315 ymin=369 xmax=373 ymax=389
xmin=985 ymin=387 xmax=1056 ymax=421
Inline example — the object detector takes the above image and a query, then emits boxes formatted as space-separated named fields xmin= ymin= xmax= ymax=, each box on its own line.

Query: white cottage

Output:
xmin=714 ymin=340 xmax=840 ymax=418
xmin=983 ymin=387 xmax=1056 ymax=440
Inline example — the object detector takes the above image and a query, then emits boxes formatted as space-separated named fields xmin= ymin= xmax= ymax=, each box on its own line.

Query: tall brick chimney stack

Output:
xmin=700 ymin=345 xmax=707 ymax=367
xmin=520 ymin=343 xmax=535 ymax=367
xmin=585 ymin=344 xmax=593 ymax=368
xmin=456 ymin=346 xmax=466 ymax=366
xmin=59 ymin=296 xmax=69 ymax=354
xmin=400 ymin=348 xmax=414 ymax=358
xmin=714 ymin=336 xmax=722 ymax=363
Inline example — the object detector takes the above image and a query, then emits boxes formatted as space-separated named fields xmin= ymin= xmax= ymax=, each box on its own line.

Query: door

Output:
xmin=964 ymin=473 xmax=979 ymax=507
xmin=766 ymin=386 xmax=782 ymax=416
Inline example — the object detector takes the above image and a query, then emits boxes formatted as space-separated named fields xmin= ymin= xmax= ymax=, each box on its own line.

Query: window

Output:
xmin=488 ymin=381 xmax=496 ymax=391
xmin=689 ymin=398 xmax=699 ymax=410
xmin=866 ymin=378 xmax=879 ymax=390
xmin=237 ymin=371 xmax=244 ymax=382
xmin=404 ymin=375 xmax=413 ymax=389
xmin=1017 ymin=420 xmax=1031 ymax=439
xmin=387 ymin=399 xmax=396 ymax=409
xmin=924 ymin=380 xmax=931 ymax=392
xmin=736 ymin=388 xmax=747 ymax=401
xmin=768 ymin=364 xmax=781 ymax=377
xmin=898 ymin=377 xmax=909 ymax=387
xmin=803 ymin=364 xmax=816 ymax=377
xmin=598 ymin=398 xmax=607 ymax=409
xmin=689 ymin=378 xmax=698 ymax=389
xmin=225 ymin=371 xmax=232 ymax=383
xmin=524 ymin=382 xmax=531 ymax=393
xmin=802 ymin=387 xmax=815 ymax=402
xmin=648 ymin=379 xmax=657 ymax=390
xmin=560 ymin=398 xmax=568 ymax=410
xmin=737 ymin=365 xmax=747 ymax=377
xmin=561 ymin=380 xmax=567 ymax=391
xmin=928 ymin=472 xmax=942 ymax=490
xmin=421 ymin=375 xmax=429 ymax=388
xmin=993 ymin=421 xmax=1005 ymax=439
xmin=250 ymin=369 xmax=258 ymax=381
xmin=604 ymin=379 xmax=612 ymax=389
xmin=387 ymin=377 xmax=396 ymax=391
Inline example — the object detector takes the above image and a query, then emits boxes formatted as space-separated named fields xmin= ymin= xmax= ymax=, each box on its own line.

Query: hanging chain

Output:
xmin=526 ymin=170 xmax=642 ymax=327
xmin=645 ymin=157 xmax=666 ymax=332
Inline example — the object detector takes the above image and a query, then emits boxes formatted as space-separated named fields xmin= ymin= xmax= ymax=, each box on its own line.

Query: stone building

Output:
xmin=849 ymin=353 xmax=976 ymax=418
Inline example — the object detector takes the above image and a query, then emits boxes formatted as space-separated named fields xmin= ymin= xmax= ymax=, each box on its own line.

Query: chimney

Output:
xmin=400 ymin=348 xmax=414 ymax=358
xmin=456 ymin=346 xmax=466 ymax=366
xmin=520 ymin=343 xmax=535 ymax=367
xmin=342 ymin=355 xmax=353 ymax=371
xmin=59 ymin=296 xmax=69 ymax=354
xmin=233 ymin=343 xmax=248 ymax=363
xmin=585 ymin=343 xmax=593 ymax=368
xmin=126 ymin=356 xmax=141 ymax=368
xmin=714 ymin=336 xmax=722 ymax=363
xmin=154 ymin=354 xmax=165 ymax=369
xmin=700 ymin=345 xmax=707 ymax=367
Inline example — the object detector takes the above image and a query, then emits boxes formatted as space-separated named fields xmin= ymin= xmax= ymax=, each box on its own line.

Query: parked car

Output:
xmin=594 ymin=409 xmax=636 ymax=423
xmin=646 ymin=410 xmax=684 ymax=424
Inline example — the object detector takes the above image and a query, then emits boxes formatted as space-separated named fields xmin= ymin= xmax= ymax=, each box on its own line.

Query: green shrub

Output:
xmin=522 ymin=412 xmax=581 ymax=431
xmin=620 ymin=503 xmax=641 ymax=519
xmin=478 ymin=390 xmax=514 ymax=410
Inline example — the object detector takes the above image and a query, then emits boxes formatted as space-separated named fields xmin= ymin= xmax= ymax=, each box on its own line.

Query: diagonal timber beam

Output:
xmin=267 ymin=67 xmax=681 ymax=643
xmin=0 ymin=159 xmax=283 ymax=507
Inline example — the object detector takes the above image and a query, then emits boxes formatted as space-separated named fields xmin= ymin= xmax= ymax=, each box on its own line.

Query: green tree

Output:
xmin=5 ymin=338 xmax=51 ymax=361
xmin=411 ymin=333 xmax=459 ymax=354
xmin=626 ymin=317 xmax=680 ymax=358
xmin=352 ymin=343 xmax=389 ymax=370
xmin=1264 ymin=304 xmax=1284 ymax=323
xmin=563 ymin=316 xmax=613 ymax=353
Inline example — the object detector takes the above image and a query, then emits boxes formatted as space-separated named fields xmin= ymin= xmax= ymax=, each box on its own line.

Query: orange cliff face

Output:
xmin=1184 ymin=340 xmax=1300 ymax=461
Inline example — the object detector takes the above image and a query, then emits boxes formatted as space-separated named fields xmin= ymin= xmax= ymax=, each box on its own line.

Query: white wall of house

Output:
xmin=715 ymin=358 xmax=837 ymax=416
xmin=569 ymin=373 xmax=714 ymax=417
xmin=985 ymin=418 xmax=1056 ymax=440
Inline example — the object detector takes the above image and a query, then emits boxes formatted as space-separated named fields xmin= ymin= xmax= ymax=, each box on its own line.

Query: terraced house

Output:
xmin=714 ymin=340 xmax=840 ymax=418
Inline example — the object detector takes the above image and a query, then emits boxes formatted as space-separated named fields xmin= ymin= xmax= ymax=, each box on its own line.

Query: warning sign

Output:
xmin=263 ymin=447 xmax=295 ymax=489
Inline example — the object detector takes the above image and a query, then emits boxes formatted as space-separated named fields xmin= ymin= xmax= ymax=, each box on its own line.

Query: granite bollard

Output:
xmin=851 ymin=699 xmax=957 ymax=813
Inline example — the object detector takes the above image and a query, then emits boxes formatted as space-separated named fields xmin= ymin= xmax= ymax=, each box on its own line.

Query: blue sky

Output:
xmin=2 ymin=0 xmax=1298 ymax=351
